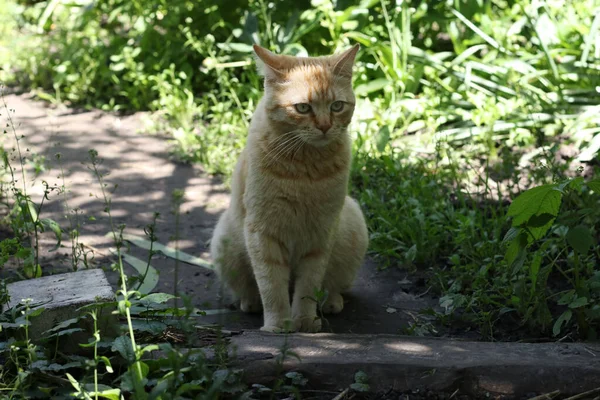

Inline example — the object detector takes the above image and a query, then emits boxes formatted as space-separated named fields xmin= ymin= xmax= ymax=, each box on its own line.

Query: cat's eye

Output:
xmin=294 ymin=103 xmax=312 ymax=114
xmin=330 ymin=101 xmax=344 ymax=112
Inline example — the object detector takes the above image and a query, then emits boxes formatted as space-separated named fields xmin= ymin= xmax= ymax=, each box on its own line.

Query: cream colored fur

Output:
xmin=210 ymin=44 xmax=368 ymax=333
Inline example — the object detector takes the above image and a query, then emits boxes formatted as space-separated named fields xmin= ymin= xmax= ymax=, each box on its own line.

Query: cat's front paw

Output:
xmin=260 ymin=322 xmax=295 ymax=333
xmin=293 ymin=315 xmax=322 ymax=333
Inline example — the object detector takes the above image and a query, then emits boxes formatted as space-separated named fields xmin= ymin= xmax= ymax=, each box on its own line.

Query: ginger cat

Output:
xmin=210 ymin=44 xmax=368 ymax=333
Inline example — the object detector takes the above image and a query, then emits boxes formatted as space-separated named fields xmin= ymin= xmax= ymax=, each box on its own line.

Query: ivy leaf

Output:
xmin=553 ymin=309 xmax=572 ymax=336
xmin=566 ymin=225 xmax=594 ymax=255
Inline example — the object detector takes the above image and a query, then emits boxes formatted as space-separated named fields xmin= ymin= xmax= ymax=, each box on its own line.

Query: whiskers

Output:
xmin=261 ymin=130 xmax=309 ymax=169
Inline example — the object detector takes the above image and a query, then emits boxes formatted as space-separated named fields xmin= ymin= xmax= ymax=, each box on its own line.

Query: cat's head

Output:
xmin=253 ymin=44 xmax=359 ymax=147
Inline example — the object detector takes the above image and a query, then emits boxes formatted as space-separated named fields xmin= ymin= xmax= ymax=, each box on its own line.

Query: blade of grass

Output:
xmin=580 ymin=11 xmax=600 ymax=64
xmin=109 ymin=249 xmax=159 ymax=295
xmin=118 ymin=232 xmax=214 ymax=271
xmin=522 ymin=6 xmax=559 ymax=82
xmin=450 ymin=44 xmax=487 ymax=67
xmin=450 ymin=8 xmax=510 ymax=55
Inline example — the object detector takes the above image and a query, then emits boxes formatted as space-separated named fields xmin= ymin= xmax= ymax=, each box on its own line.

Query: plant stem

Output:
xmin=171 ymin=190 xmax=184 ymax=316
xmin=87 ymin=150 xmax=144 ymax=389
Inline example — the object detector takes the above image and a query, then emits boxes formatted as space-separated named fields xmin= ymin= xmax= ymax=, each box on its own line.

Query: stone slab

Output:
xmin=6 ymin=269 xmax=116 ymax=339
xmin=230 ymin=331 xmax=600 ymax=397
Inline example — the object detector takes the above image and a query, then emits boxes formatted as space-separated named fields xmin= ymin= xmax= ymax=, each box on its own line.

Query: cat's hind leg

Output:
xmin=210 ymin=211 xmax=262 ymax=313
xmin=322 ymin=196 xmax=368 ymax=314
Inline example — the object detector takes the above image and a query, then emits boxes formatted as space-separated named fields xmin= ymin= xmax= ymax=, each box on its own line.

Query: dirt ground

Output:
xmin=0 ymin=92 xmax=439 ymax=334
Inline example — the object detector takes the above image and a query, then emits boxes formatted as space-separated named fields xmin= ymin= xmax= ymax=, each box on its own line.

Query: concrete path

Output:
xmin=231 ymin=331 xmax=600 ymax=397
xmin=1 ymin=92 xmax=437 ymax=334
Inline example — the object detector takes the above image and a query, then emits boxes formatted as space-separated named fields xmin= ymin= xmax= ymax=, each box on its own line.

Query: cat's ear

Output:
xmin=332 ymin=44 xmax=360 ymax=78
xmin=253 ymin=44 xmax=286 ymax=82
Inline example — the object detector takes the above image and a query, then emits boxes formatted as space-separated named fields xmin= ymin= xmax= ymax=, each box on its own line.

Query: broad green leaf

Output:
xmin=36 ymin=361 xmax=81 ymax=372
xmin=569 ymin=297 xmax=588 ymax=309
xmin=16 ymin=247 xmax=32 ymax=259
xmin=47 ymin=328 xmax=83 ymax=338
xmin=26 ymin=306 xmax=45 ymax=318
xmin=405 ymin=244 xmax=417 ymax=262
xmin=553 ymin=309 xmax=572 ymax=336
xmin=22 ymin=199 xmax=38 ymax=223
xmin=505 ymin=230 xmax=528 ymax=270
xmin=527 ymin=213 xmax=555 ymax=228
xmin=83 ymin=384 xmax=120 ymax=400
xmin=139 ymin=293 xmax=176 ymax=306
xmin=42 ymin=317 xmax=80 ymax=336
xmin=508 ymin=184 xmax=562 ymax=226
xmin=566 ymin=225 xmax=594 ymax=255
xmin=130 ymin=319 xmax=166 ymax=334
xmin=557 ymin=290 xmax=575 ymax=306
xmin=39 ymin=218 xmax=62 ymax=251
xmin=111 ymin=335 xmax=136 ymax=363
xmin=118 ymin=233 xmax=213 ymax=271
xmin=508 ymin=184 xmax=562 ymax=240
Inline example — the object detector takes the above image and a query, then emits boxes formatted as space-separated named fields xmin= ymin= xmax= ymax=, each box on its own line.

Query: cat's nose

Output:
xmin=317 ymin=122 xmax=332 ymax=134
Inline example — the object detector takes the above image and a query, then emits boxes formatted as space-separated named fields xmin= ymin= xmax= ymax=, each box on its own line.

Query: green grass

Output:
xmin=1 ymin=0 xmax=600 ymax=341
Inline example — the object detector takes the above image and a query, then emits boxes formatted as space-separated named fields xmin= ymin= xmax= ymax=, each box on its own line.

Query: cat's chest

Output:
xmin=244 ymin=170 xmax=346 ymax=230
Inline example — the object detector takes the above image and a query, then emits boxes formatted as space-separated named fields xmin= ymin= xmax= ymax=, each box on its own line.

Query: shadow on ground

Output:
xmin=1 ymin=93 xmax=438 ymax=334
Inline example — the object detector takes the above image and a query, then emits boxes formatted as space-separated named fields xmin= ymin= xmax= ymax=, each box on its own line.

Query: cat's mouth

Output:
xmin=306 ymin=134 xmax=335 ymax=147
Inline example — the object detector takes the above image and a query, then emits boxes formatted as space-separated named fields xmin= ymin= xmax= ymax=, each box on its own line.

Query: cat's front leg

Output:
xmin=245 ymin=226 xmax=293 ymax=332
xmin=291 ymin=250 xmax=329 ymax=333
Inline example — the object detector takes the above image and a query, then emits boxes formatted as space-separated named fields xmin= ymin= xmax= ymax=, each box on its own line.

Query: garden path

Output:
xmin=1 ymin=92 xmax=437 ymax=334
